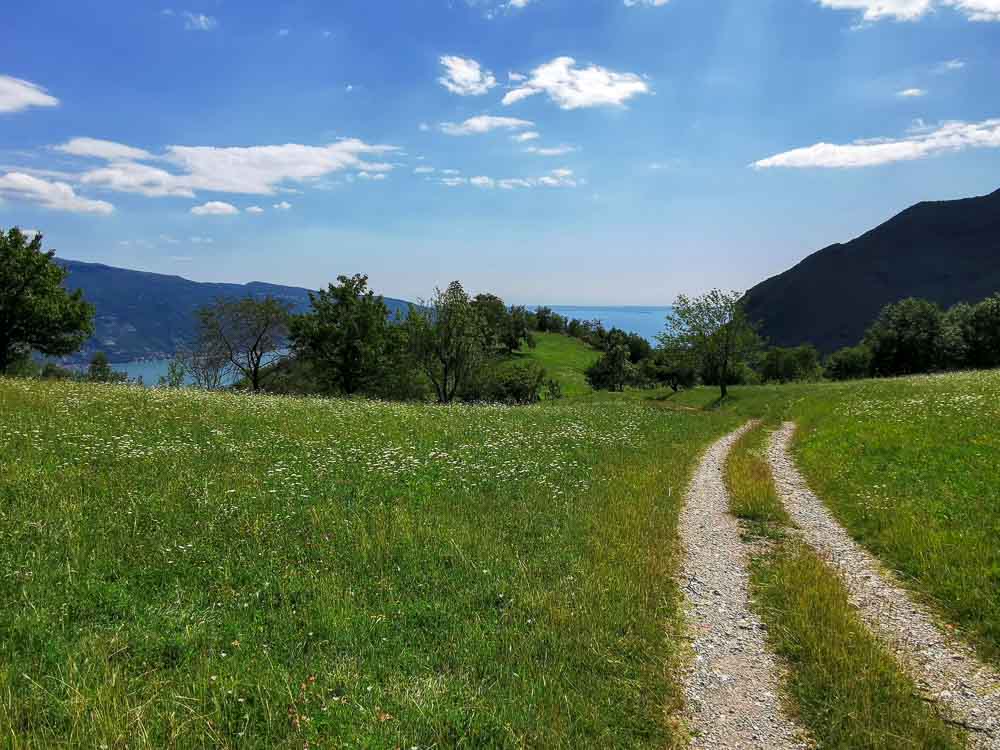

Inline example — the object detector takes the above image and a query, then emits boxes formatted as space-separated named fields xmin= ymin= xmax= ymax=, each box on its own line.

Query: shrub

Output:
xmin=825 ymin=345 xmax=872 ymax=381
xmin=863 ymin=298 xmax=945 ymax=376
xmin=462 ymin=360 xmax=547 ymax=404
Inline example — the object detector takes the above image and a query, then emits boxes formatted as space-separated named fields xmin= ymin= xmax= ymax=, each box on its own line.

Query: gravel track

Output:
xmin=769 ymin=422 xmax=1000 ymax=749
xmin=678 ymin=424 xmax=810 ymax=749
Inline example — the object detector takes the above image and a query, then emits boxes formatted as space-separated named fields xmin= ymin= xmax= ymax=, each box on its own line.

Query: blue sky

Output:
xmin=2 ymin=0 xmax=999 ymax=304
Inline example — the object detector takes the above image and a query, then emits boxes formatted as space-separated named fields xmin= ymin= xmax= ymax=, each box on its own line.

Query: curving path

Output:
xmin=678 ymin=424 xmax=810 ymax=749
xmin=769 ymin=422 xmax=1000 ymax=749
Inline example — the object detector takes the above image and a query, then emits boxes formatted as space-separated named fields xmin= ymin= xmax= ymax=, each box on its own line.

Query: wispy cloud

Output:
xmin=897 ymin=87 xmax=927 ymax=97
xmin=817 ymin=0 xmax=1000 ymax=22
xmin=752 ymin=118 xmax=1000 ymax=168
xmin=183 ymin=11 xmax=218 ymax=31
xmin=440 ymin=115 xmax=534 ymax=135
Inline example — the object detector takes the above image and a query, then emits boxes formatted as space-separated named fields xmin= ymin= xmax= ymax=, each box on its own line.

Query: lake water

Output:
xmin=113 ymin=306 xmax=672 ymax=385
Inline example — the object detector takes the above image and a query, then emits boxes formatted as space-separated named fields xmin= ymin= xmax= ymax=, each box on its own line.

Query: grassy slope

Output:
xmin=0 ymin=378 xmax=746 ymax=749
xmin=725 ymin=425 xmax=963 ymax=749
xmin=517 ymin=333 xmax=601 ymax=398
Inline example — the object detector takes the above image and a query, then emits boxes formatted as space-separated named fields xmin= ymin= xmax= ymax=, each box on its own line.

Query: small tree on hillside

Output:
xmin=586 ymin=341 xmax=633 ymax=392
xmin=289 ymin=274 xmax=390 ymax=395
xmin=196 ymin=296 xmax=291 ymax=392
xmin=504 ymin=306 xmax=535 ymax=354
xmin=657 ymin=290 xmax=761 ymax=399
xmin=404 ymin=281 xmax=484 ymax=403
xmin=0 ymin=228 xmax=94 ymax=373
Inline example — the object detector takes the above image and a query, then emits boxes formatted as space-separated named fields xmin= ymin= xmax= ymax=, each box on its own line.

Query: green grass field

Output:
xmin=2 ymin=347 xmax=999 ymax=747
xmin=517 ymin=332 xmax=601 ymax=398
xmin=0 ymin=377 xmax=751 ymax=748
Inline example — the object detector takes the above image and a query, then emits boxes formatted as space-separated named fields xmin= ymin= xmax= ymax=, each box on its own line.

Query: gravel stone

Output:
xmin=769 ymin=422 xmax=1000 ymax=749
xmin=679 ymin=424 xmax=811 ymax=749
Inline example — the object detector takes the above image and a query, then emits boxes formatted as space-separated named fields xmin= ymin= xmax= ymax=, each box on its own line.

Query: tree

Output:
xmin=0 ymin=228 xmax=94 ymax=373
xmin=404 ymin=281 xmax=484 ymax=403
xmin=657 ymin=290 xmax=761 ymax=398
xmin=586 ymin=340 xmax=633 ymax=392
xmin=472 ymin=293 xmax=510 ymax=352
xmin=642 ymin=347 xmax=697 ymax=392
xmin=87 ymin=352 xmax=127 ymax=383
xmin=961 ymin=294 xmax=1000 ymax=369
xmin=863 ymin=297 xmax=944 ymax=376
xmin=825 ymin=345 xmax=872 ymax=381
xmin=196 ymin=296 xmax=291 ymax=393
xmin=503 ymin=305 xmax=535 ymax=354
xmin=158 ymin=357 xmax=187 ymax=388
xmin=761 ymin=345 xmax=821 ymax=383
xmin=289 ymin=274 xmax=390 ymax=395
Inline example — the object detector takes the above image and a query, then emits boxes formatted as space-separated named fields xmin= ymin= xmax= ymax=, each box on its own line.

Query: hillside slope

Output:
xmin=58 ymin=259 xmax=411 ymax=362
xmin=743 ymin=188 xmax=1000 ymax=353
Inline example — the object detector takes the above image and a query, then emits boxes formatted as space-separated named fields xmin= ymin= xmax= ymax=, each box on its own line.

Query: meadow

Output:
xmin=0 ymin=376 xmax=750 ymax=748
xmin=2 ymin=336 xmax=999 ymax=748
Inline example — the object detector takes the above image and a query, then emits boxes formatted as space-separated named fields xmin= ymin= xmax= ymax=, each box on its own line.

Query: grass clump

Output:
xmin=724 ymin=423 xmax=790 ymax=534
xmin=752 ymin=543 xmax=965 ymax=750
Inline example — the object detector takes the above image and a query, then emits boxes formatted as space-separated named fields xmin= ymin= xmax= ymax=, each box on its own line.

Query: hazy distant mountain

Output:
xmin=743 ymin=188 xmax=1000 ymax=354
xmin=57 ymin=259 xmax=412 ymax=363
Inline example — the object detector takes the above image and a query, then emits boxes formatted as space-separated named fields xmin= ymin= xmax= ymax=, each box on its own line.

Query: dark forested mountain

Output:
xmin=57 ymin=259 xmax=411 ymax=363
xmin=743 ymin=188 xmax=1000 ymax=354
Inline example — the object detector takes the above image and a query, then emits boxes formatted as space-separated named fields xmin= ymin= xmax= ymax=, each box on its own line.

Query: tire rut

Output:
xmin=769 ymin=422 xmax=1000 ymax=749
xmin=678 ymin=423 xmax=810 ymax=749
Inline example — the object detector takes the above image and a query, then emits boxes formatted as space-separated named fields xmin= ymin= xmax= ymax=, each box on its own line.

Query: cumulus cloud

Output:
xmin=817 ymin=0 xmax=1000 ymax=21
xmin=246 ymin=205 xmax=264 ymax=213
xmin=273 ymin=200 xmax=292 ymax=209
xmin=440 ymin=115 xmax=534 ymax=135
xmin=0 ymin=75 xmax=59 ymax=114
xmin=191 ymin=201 xmax=239 ymax=215
xmin=503 ymin=57 xmax=650 ymax=110
xmin=438 ymin=56 xmax=497 ymax=96
xmin=0 ymin=172 xmax=114 ymax=214
xmin=752 ymin=118 xmax=1000 ymax=168
xmin=54 ymin=137 xmax=399 ymax=198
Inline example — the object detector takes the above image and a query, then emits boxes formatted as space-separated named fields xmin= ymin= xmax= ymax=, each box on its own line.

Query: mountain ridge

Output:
xmin=57 ymin=258 xmax=412 ymax=363
xmin=743 ymin=188 xmax=1000 ymax=354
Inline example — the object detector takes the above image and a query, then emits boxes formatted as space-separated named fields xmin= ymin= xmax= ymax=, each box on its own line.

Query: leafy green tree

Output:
xmin=641 ymin=348 xmax=697 ymax=392
xmin=657 ymin=289 xmax=761 ymax=398
xmin=962 ymin=294 xmax=1000 ymax=369
xmin=196 ymin=296 xmax=291 ymax=393
xmin=86 ymin=352 xmax=126 ymax=383
xmin=158 ymin=357 xmax=187 ymax=388
xmin=404 ymin=281 xmax=485 ymax=403
xmin=472 ymin=293 xmax=510 ymax=352
xmin=825 ymin=345 xmax=872 ymax=381
xmin=0 ymin=228 xmax=94 ymax=373
xmin=586 ymin=340 xmax=633 ymax=392
xmin=504 ymin=305 xmax=535 ymax=354
xmin=761 ymin=345 xmax=822 ymax=383
xmin=290 ymin=274 xmax=390 ymax=395
xmin=863 ymin=298 xmax=945 ymax=376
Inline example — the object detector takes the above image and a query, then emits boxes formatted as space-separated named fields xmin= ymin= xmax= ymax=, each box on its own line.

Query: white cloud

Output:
xmin=443 ymin=168 xmax=580 ymax=189
xmin=58 ymin=138 xmax=398 ymax=197
xmin=440 ymin=115 xmax=534 ymax=135
xmin=190 ymin=236 xmax=213 ymax=244
xmin=624 ymin=0 xmax=671 ymax=5
xmin=511 ymin=131 xmax=540 ymax=142
xmin=897 ymin=87 xmax=927 ymax=97
xmin=817 ymin=0 xmax=1000 ymax=21
xmin=246 ymin=205 xmax=264 ymax=213
xmin=752 ymin=118 xmax=1000 ymax=168
xmin=0 ymin=75 xmax=59 ymax=114
xmin=438 ymin=56 xmax=497 ymax=96
xmin=55 ymin=137 xmax=153 ymax=161
xmin=183 ymin=12 xmax=218 ymax=30
xmin=191 ymin=201 xmax=239 ymax=215
xmin=0 ymin=172 xmax=113 ymax=214
xmin=273 ymin=200 xmax=292 ymax=210
xmin=414 ymin=166 xmax=436 ymax=174
xmin=440 ymin=169 xmax=461 ymax=175
xmin=503 ymin=57 xmax=650 ymax=110
xmin=525 ymin=144 xmax=577 ymax=155
xmin=935 ymin=58 xmax=966 ymax=71
xmin=357 ymin=171 xmax=387 ymax=180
